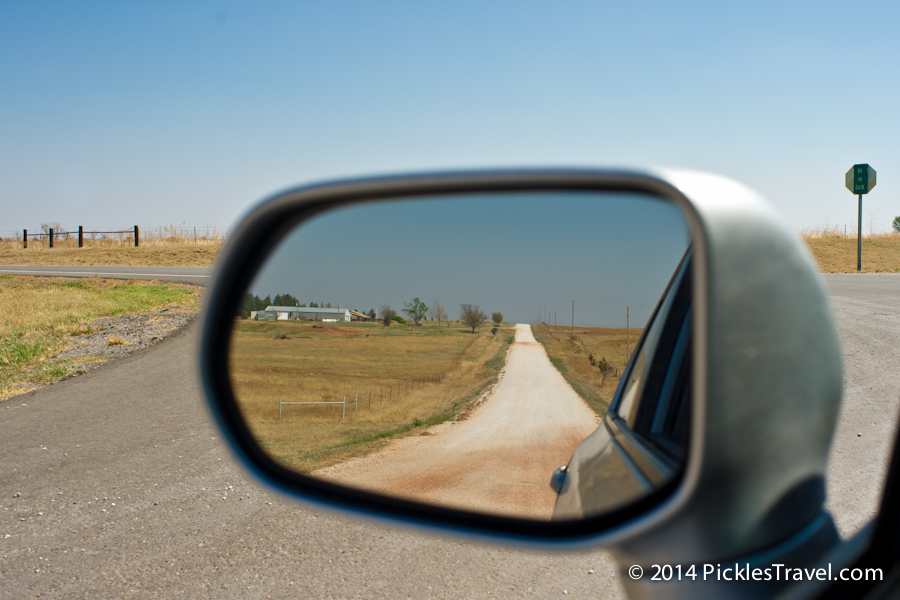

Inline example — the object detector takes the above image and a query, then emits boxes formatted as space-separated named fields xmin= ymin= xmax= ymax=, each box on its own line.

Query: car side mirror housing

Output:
xmin=199 ymin=169 xmax=843 ymax=595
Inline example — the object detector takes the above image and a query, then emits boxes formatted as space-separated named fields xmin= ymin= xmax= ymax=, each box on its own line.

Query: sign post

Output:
xmin=845 ymin=164 xmax=877 ymax=271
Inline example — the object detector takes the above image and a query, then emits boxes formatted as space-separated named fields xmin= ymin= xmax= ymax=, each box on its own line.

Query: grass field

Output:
xmin=0 ymin=245 xmax=222 ymax=267
xmin=531 ymin=323 xmax=643 ymax=416
xmin=3 ymin=231 xmax=900 ymax=272
xmin=0 ymin=224 xmax=224 ymax=266
xmin=229 ymin=319 xmax=515 ymax=472
xmin=0 ymin=275 xmax=202 ymax=400
xmin=801 ymin=233 xmax=900 ymax=273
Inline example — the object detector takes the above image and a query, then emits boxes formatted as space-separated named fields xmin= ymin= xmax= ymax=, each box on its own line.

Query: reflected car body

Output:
xmin=555 ymin=250 xmax=691 ymax=518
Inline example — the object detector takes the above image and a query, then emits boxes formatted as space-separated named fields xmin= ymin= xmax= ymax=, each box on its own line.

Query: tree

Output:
xmin=491 ymin=312 xmax=503 ymax=325
xmin=379 ymin=303 xmax=396 ymax=328
xmin=429 ymin=299 xmax=447 ymax=326
xmin=368 ymin=308 xmax=376 ymax=320
xmin=893 ymin=216 xmax=900 ymax=233
xmin=459 ymin=304 xmax=488 ymax=333
xmin=402 ymin=297 xmax=428 ymax=324
xmin=273 ymin=293 xmax=299 ymax=307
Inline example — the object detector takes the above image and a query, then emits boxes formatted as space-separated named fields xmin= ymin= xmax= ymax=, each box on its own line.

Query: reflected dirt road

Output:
xmin=316 ymin=323 xmax=600 ymax=519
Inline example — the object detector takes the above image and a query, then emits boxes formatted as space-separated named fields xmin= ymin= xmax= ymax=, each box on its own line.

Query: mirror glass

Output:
xmin=229 ymin=191 xmax=691 ymax=521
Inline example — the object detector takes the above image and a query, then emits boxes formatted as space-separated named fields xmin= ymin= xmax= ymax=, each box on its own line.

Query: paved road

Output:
xmin=1 ymin=273 xmax=899 ymax=598
xmin=319 ymin=324 xmax=599 ymax=519
xmin=0 ymin=265 xmax=212 ymax=285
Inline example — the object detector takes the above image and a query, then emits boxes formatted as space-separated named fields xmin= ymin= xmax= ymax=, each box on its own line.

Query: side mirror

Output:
xmin=199 ymin=169 xmax=842 ymax=593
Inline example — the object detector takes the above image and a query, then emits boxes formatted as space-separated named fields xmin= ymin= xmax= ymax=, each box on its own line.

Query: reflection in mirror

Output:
xmin=229 ymin=191 xmax=690 ymax=521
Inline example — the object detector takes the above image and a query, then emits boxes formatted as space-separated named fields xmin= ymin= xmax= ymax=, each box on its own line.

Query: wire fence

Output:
xmin=277 ymin=336 xmax=481 ymax=420
xmin=0 ymin=224 xmax=231 ymax=249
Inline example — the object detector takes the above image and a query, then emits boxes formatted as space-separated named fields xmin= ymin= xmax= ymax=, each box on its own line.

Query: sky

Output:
xmin=248 ymin=192 xmax=690 ymax=327
xmin=2 ymin=1 xmax=899 ymax=236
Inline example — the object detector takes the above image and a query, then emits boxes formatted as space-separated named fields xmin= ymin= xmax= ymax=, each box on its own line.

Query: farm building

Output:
xmin=259 ymin=306 xmax=352 ymax=322
xmin=349 ymin=310 xmax=372 ymax=321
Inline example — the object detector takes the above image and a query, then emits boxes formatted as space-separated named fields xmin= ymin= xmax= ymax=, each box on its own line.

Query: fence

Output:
xmin=277 ymin=336 xmax=480 ymax=420
xmin=280 ymin=394 xmax=359 ymax=420
xmin=22 ymin=226 xmax=140 ymax=249
xmin=6 ymin=224 xmax=230 ymax=249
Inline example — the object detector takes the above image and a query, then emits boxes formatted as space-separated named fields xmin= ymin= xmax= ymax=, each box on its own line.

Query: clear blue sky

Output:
xmin=2 ymin=1 xmax=898 ymax=235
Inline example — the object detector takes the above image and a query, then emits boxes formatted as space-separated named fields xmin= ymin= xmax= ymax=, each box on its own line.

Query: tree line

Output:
xmin=239 ymin=293 xmax=503 ymax=332
xmin=238 ymin=293 xmax=375 ymax=320
xmin=378 ymin=298 xmax=502 ymax=333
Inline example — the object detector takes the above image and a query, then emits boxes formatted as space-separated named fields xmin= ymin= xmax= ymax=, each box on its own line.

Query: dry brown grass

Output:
xmin=0 ymin=275 xmax=202 ymax=400
xmin=106 ymin=335 xmax=127 ymax=346
xmin=531 ymin=323 xmax=643 ymax=416
xmin=0 ymin=245 xmax=222 ymax=267
xmin=800 ymin=233 xmax=900 ymax=273
xmin=0 ymin=224 xmax=225 ymax=266
xmin=229 ymin=319 xmax=512 ymax=471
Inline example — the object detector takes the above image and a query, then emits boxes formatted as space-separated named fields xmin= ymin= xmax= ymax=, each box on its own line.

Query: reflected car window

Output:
xmin=614 ymin=251 xmax=691 ymax=430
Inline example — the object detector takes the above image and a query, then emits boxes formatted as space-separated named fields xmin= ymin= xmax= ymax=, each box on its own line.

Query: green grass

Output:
xmin=0 ymin=275 xmax=202 ymax=400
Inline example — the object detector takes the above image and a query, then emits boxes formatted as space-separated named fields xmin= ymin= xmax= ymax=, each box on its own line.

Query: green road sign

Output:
xmin=846 ymin=164 xmax=876 ymax=194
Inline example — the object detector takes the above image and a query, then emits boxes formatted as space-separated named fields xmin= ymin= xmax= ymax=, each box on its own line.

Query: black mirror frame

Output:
xmin=198 ymin=169 xmax=706 ymax=549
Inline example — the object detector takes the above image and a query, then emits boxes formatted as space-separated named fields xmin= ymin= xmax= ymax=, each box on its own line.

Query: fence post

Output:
xmin=78 ymin=226 xmax=83 ymax=248
xmin=23 ymin=230 xmax=27 ymax=249
xmin=49 ymin=228 xmax=54 ymax=248
xmin=342 ymin=396 xmax=346 ymax=420
xmin=369 ymin=391 xmax=371 ymax=410
xmin=355 ymin=393 xmax=358 ymax=413
xmin=134 ymin=225 xmax=139 ymax=247
xmin=279 ymin=395 xmax=282 ymax=419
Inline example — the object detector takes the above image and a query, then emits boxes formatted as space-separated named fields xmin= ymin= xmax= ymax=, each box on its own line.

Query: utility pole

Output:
xmin=626 ymin=306 xmax=630 ymax=360
xmin=554 ymin=312 xmax=557 ymax=338
xmin=571 ymin=300 xmax=574 ymax=338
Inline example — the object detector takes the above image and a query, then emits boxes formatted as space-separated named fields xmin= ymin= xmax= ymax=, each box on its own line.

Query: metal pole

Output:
xmin=134 ymin=225 xmax=140 ymax=247
xmin=78 ymin=226 xmax=83 ymax=248
xmin=49 ymin=228 xmax=54 ymax=248
xmin=858 ymin=194 xmax=863 ymax=272
xmin=23 ymin=230 xmax=27 ymax=249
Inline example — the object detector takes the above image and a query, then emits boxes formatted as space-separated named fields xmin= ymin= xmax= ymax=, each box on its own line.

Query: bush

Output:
xmin=491 ymin=327 xmax=498 ymax=334
xmin=598 ymin=356 xmax=609 ymax=372
xmin=394 ymin=315 xmax=406 ymax=324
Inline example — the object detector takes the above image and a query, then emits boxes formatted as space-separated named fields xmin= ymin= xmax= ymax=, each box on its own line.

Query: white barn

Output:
xmin=260 ymin=306 xmax=352 ymax=322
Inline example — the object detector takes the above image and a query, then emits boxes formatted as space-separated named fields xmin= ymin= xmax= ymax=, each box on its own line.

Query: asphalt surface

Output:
xmin=0 ymin=265 xmax=212 ymax=286
xmin=1 ymin=273 xmax=899 ymax=599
